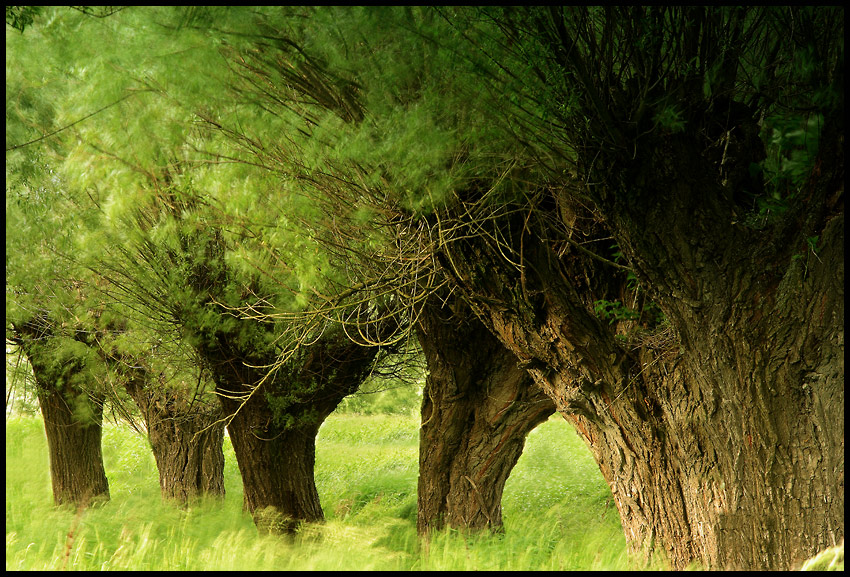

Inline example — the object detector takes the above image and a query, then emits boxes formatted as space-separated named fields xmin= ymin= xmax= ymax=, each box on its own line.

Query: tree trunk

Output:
xmin=220 ymin=393 xmax=324 ymax=533
xmin=12 ymin=319 xmax=110 ymax=507
xmin=416 ymin=296 xmax=555 ymax=534
xmin=437 ymin=166 xmax=843 ymax=569
xmin=36 ymin=385 xmax=111 ymax=507
xmin=119 ymin=367 xmax=226 ymax=503
xmin=147 ymin=411 xmax=226 ymax=503
xmin=585 ymin=129 xmax=846 ymax=570
xmin=198 ymin=326 xmax=381 ymax=533
xmin=446 ymin=235 xmax=844 ymax=568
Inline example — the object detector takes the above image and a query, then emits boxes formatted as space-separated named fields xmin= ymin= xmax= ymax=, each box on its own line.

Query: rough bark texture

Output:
xmin=12 ymin=319 xmax=110 ymax=507
xmin=436 ymin=125 xmax=844 ymax=569
xmin=222 ymin=399 xmax=324 ymax=534
xmin=415 ymin=296 xmax=555 ymax=534
xmin=590 ymin=130 xmax=845 ymax=570
xmin=197 ymin=326 xmax=382 ymax=533
xmin=488 ymin=10 xmax=845 ymax=568
xmin=36 ymin=384 xmax=110 ymax=507
xmin=118 ymin=365 xmax=226 ymax=504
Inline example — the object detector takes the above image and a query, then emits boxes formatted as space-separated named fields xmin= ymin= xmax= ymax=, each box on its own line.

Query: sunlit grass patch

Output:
xmin=6 ymin=410 xmax=630 ymax=571
xmin=316 ymin=414 xmax=419 ymax=523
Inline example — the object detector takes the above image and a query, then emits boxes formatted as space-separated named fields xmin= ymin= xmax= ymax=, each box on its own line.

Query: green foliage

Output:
xmin=5 ymin=347 xmax=40 ymax=416
xmin=593 ymin=299 xmax=640 ymax=324
xmin=805 ymin=235 xmax=821 ymax=256
xmin=265 ymin=395 xmax=320 ymax=430
xmin=17 ymin=332 xmax=105 ymax=403
xmin=652 ymin=105 xmax=686 ymax=134
xmin=6 ymin=9 xmax=842 ymax=570
xmin=335 ymin=355 xmax=424 ymax=416
xmin=760 ymin=113 xmax=823 ymax=198
xmin=593 ymin=300 xmax=665 ymax=327
xmin=336 ymin=383 xmax=422 ymax=417
xmin=4 ymin=158 xmax=98 ymax=327
xmin=220 ymin=6 xmax=518 ymax=218
xmin=800 ymin=543 xmax=844 ymax=571
xmin=737 ymin=112 xmax=825 ymax=229
xmin=5 ymin=6 xmax=42 ymax=32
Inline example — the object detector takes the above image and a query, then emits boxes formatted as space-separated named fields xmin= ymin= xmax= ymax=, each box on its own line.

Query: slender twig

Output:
xmin=6 ymin=95 xmax=133 ymax=152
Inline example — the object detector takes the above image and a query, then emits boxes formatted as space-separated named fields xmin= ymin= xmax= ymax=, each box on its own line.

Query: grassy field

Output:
xmin=6 ymin=405 xmax=638 ymax=570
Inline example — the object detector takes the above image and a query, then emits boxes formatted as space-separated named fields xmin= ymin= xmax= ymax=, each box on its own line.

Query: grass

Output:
xmin=6 ymin=408 xmax=635 ymax=571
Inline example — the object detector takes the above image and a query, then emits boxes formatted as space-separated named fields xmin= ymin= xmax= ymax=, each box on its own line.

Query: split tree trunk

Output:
xmin=416 ymin=296 xmax=555 ymax=534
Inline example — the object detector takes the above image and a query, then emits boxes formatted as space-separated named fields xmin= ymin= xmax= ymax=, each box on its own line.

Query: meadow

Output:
xmin=6 ymin=390 xmax=642 ymax=571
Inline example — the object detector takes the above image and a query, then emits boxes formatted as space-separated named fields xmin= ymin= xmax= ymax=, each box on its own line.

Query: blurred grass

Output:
xmin=6 ymin=403 xmax=633 ymax=570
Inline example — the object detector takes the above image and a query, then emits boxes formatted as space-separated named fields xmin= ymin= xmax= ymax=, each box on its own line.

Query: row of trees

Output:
xmin=5 ymin=4 xmax=556 ymax=540
xmin=6 ymin=6 xmax=843 ymax=570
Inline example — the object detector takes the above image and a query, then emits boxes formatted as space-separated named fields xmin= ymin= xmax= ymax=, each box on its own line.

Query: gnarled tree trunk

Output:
xmin=437 ymin=129 xmax=844 ymax=569
xmin=198 ymin=326 xmax=382 ymax=533
xmin=587 ymin=130 xmax=845 ymax=570
xmin=416 ymin=296 xmax=555 ymax=534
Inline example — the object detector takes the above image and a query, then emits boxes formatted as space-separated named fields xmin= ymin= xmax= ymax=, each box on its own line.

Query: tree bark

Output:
xmin=437 ymin=153 xmax=843 ymax=569
xmin=12 ymin=319 xmax=110 ymax=507
xmin=220 ymin=394 xmax=324 ymax=533
xmin=415 ymin=296 xmax=555 ymax=534
xmin=585 ymin=126 xmax=845 ymax=570
xmin=36 ymin=384 xmax=111 ymax=507
xmin=197 ymin=326 xmax=382 ymax=533
xmin=119 ymin=365 xmax=226 ymax=504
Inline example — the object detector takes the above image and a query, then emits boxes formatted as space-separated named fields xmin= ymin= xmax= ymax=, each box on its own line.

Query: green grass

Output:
xmin=6 ymin=410 xmax=634 ymax=570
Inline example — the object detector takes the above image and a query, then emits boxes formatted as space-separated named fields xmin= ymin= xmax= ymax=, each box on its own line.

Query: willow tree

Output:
xmin=399 ymin=7 xmax=842 ymax=570
xmin=202 ymin=6 xmax=563 ymax=535
xmin=6 ymin=180 xmax=112 ymax=508
xmin=7 ymin=316 xmax=111 ymax=507
xmin=6 ymin=5 xmax=229 ymax=509
xmin=91 ymin=175 xmax=394 ymax=532
xmin=6 ymin=14 xmax=114 ymax=506
xmin=444 ymin=7 xmax=843 ymax=570
xmin=201 ymin=6 xmax=842 ymax=569
xmin=92 ymin=324 xmax=227 ymax=504
xmin=6 ymin=5 xmax=399 ymax=533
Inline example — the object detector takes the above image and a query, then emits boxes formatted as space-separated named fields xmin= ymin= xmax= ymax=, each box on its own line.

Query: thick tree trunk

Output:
xmin=36 ymin=385 xmax=110 ymax=507
xmin=220 ymin=393 xmax=324 ymax=533
xmin=198 ymin=327 xmax=381 ymax=533
xmin=147 ymin=412 xmax=226 ymax=503
xmin=12 ymin=320 xmax=110 ymax=507
xmin=416 ymin=296 xmax=555 ymax=534
xmin=438 ymin=170 xmax=843 ymax=570
xmin=90 ymin=329 xmax=228 ymax=504
xmin=587 ymin=130 xmax=845 ymax=570
xmin=119 ymin=368 xmax=226 ymax=503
